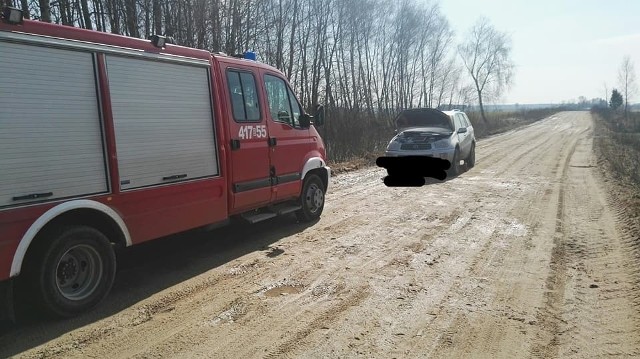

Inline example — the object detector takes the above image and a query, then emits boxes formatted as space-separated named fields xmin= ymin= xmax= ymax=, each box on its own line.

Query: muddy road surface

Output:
xmin=2 ymin=111 xmax=639 ymax=358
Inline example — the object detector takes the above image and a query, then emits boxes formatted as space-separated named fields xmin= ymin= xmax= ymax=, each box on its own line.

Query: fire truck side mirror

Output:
xmin=313 ymin=104 xmax=325 ymax=127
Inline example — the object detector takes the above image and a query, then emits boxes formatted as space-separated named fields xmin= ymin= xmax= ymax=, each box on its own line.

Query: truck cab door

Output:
xmin=223 ymin=68 xmax=272 ymax=212
xmin=261 ymin=73 xmax=312 ymax=201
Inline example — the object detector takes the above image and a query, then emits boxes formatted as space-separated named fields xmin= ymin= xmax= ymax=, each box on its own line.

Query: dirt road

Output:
xmin=2 ymin=111 xmax=639 ymax=358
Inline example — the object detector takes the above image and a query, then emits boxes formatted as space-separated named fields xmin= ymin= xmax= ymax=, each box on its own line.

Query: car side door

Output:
xmin=455 ymin=114 xmax=470 ymax=157
xmin=462 ymin=113 xmax=475 ymax=141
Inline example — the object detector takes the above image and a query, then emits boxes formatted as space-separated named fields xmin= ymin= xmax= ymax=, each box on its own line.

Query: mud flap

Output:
xmin=0 ymin=279 xmax=15 ymax=323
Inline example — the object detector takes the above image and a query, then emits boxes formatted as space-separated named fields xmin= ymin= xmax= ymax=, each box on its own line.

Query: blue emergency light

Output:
xmin=243 ymin=51 xmax=257 ymax=61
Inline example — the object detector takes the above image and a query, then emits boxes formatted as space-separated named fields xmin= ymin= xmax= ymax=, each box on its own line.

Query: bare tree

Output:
xmin=12 ymin=0 xmax=510 ymax=161
xmin=38 ymin=0 xmax=51 ymax=22
xmin=618 ymin=55 xmax=637 ymax=120
xmin=458 ymin=17 xmax=513 ymax=123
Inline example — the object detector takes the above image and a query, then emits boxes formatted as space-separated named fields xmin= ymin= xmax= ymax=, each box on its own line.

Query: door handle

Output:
xmin=230 ymin=139 xmax=241 ymax=150
xmin=162 ymin=174 xmax=187 ymax=181
xmin=13 ymin=192 xmax=53 ymax=201
xmin=268 ymin=137 xmax=277 ymax=147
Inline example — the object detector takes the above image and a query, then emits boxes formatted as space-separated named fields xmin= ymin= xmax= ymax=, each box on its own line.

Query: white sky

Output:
xmin=438 ymin=0 xmax=640 ymax=104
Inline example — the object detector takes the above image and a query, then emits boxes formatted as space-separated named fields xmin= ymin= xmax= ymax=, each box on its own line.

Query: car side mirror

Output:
xmin=299 ymin=113 xmax=311 ymax=128
xmin=313 ymin=104 xmax=325 ymax=127
xmin=457 ymin=127 xmax=467 ymax=133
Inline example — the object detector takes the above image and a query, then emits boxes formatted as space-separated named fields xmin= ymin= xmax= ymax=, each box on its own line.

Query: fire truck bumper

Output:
xmin=324 ymin=165 xmax=331 ymax=191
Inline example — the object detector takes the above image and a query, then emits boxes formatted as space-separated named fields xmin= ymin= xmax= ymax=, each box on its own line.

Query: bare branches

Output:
xmin=618 ymin=55 xmax=637 ymax=120
xmin=14 ymin=0 xmax=513 ymax=160
xmin=458 ymin=17 xmax=513 ymax=123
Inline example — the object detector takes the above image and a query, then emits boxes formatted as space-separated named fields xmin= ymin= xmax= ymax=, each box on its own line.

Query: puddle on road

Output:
xmin=264 ymin=285 xmax=303 ymax=297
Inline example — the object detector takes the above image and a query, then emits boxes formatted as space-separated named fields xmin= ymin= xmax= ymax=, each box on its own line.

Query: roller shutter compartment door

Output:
xmin=0 ymin=41 xmax=108 ymax=208
xmin=105 ymin=56 xmax=218 ymax=190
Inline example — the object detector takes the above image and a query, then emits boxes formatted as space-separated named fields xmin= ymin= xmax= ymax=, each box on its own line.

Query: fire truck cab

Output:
xmin=0 ymin=8 xmax=329 ymax=319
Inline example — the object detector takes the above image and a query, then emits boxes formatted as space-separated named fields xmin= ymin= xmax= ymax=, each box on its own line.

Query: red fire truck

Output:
xmin=0 ymin=7 xmax=329 ymax=319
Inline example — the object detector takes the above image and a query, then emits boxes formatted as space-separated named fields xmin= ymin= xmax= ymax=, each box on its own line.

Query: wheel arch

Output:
xmin=301 ymin=156 xmax=331 ymax=192
xmin=10 ymin=200 xmax=131 ymax=277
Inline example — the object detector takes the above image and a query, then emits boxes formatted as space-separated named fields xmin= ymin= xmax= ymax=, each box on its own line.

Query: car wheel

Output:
xmin=467 ymin=143 xmax=476 ymax=169
xmin=447 ymin=148 xmax=461 ymax=177
xmin=296 ymin=174 xmax=325 ymax=222
xmin=25 ymin=225 xmax=116 ymax=318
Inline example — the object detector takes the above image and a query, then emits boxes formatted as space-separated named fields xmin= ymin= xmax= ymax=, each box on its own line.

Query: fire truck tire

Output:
xmin=296 ymin=174 xmax=325 ymax=222
xmin=26 ymin=225 xmax=116 ymax=318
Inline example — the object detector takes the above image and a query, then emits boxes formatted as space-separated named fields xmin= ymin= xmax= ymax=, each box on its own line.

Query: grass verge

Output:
xmin=591 ymin=109 xmax=640 ymax=229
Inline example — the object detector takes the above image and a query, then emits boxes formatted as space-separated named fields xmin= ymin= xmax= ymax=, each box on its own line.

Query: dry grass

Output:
xmin=591 ymin=108 xmax=640 ymax=235
xmin=592 ymin=108 xmax=640 ymax=185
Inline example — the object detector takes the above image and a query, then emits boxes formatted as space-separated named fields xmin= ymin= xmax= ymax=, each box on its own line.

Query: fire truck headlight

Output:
xmin=2 ymin=7 xmax=24 ymax=25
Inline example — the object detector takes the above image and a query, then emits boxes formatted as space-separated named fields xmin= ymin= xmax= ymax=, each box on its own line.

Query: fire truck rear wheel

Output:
xmin=27 ymin=225 xmax=116 ymax=318
xmin=296 ymin=174 xmax=325 ymax=222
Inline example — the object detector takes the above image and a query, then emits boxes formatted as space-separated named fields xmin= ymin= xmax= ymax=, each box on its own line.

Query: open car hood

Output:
xmin=399 ymin=127 xmax=453 ymax=136
xmin=395 ymin=108 xmax=453 ymax=131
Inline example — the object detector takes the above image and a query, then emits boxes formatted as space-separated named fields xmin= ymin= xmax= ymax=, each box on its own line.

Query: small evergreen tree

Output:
xmin=610 ymin=89 xmax=623 ymax=110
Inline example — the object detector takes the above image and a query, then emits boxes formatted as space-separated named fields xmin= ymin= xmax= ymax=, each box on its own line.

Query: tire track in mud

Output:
xmin=112 ymin=173 xmax=471 ymax=358
xmin=475 ymin=118 xmax=551 ymax=159
xmin=391 ymin=156 xmax=546 ymax=355
xmin=319 ymin=116 xmax=566 ymax=357
xmin=475 ymin=115 xmax=568 ymax=170
xmin=529 ymin=121 xmax=640 ymax=358
xmin=529 ymin=133 xmax=579 ymax=359
xmin=423 ymin=114 xmax=584 ymax=358
xmin=574 ymin=138 xmax=640 ymax=356
xmin=263 ymin=286 xmax=371 ymax=359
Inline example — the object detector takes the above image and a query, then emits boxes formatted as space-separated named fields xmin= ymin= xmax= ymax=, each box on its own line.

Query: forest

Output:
xmin=5 ymin=0 xmax=513 ymax=161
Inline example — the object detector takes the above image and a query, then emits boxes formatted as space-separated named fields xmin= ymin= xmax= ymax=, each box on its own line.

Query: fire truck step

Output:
xmin=271 ymin=203 xmax=302 ymax=215
xmin=240 ymin=203 xmax=302 ymax=223
xmin=240 ymin=212 xmax=278 ymax=224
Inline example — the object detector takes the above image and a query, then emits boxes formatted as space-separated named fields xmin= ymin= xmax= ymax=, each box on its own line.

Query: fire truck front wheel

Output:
xmin=25 ymin=225 xmax=116 ymax=318
xmin=296 ymin=174 xmax=325 ymax=222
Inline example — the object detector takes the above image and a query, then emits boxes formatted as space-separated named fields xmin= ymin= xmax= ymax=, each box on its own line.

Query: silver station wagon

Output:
xmin=384 ymin=108 xmax=476 ymax=175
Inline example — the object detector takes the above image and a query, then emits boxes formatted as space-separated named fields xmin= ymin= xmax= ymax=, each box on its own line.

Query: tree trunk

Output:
xmin=95 ymin=0 xmax=105 ymax=31
xmin=477 ymin=88 xmax=487 ymax=123
xmin=80 ymin=0 xmax=92 ymax=29
xmin=144 ymin=0 xmax=150 ymax=38
xmin=59 ymin=0 xmax=72 ymax=25
xmin=19 ymin=0 xmax=30 ymax=19
xmin=152 ymin=0 xmax=161 ymax=34
xmin=106 ymin=0 xmax=120 ymax=34
xmin=125 ymin=0 xmax=138 ymax=37
xmin=286 ymin=0 xmax=298 ymax=79
xmin=39 ymin=0 xmax=51 ymax=22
